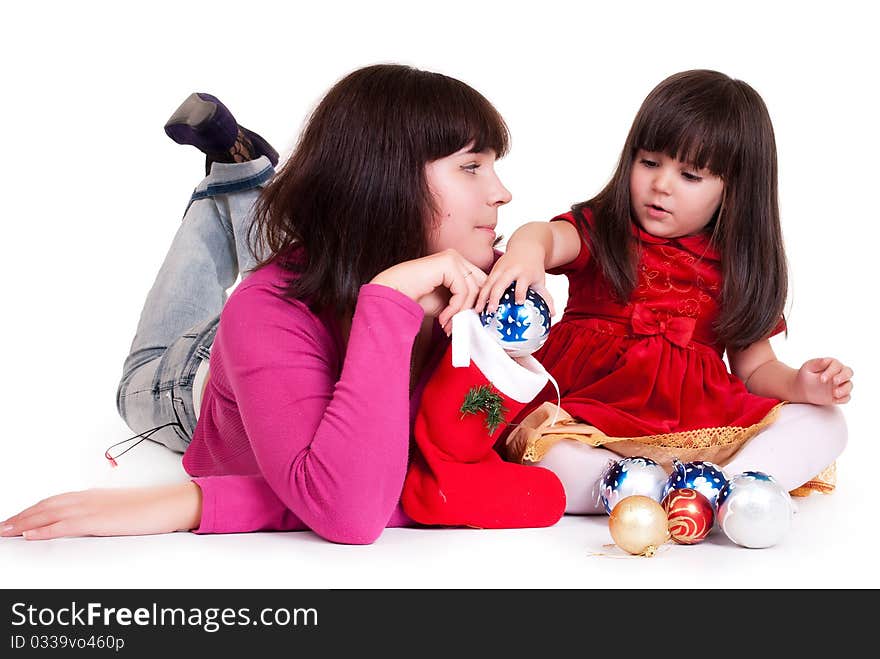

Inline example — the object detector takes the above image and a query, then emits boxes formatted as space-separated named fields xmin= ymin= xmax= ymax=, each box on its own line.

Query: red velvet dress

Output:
xmin=523 ymin=210 xmax=784 ymax=454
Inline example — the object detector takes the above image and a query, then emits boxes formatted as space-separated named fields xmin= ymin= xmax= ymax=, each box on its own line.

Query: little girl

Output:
xmin=475 ymin=69 xmax=853 ymax=513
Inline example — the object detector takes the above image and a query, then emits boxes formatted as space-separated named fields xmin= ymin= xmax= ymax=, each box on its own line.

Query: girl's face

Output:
xmin=629 ymin=149 xmax=724 ymax=239
xmin=424 ymin=144 xmax=512 ymax=271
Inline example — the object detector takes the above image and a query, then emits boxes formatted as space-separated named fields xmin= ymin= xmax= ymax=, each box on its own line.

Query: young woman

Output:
xmin=1 ymin=64 xmax=556 ymax=544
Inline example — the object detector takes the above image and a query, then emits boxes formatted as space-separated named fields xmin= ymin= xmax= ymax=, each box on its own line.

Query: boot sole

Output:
xmin=164 ymin=93 xmax=217 ymax=132
xmin=164 ymin=93 xmax=278 ymax=167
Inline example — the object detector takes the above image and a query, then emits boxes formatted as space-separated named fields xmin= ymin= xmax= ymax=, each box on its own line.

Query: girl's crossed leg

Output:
xmin=535 ymin=403 xmax=848 ymax=514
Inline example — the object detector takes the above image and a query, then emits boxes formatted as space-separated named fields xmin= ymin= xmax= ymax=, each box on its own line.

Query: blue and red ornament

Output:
xmin=480 ymin=282 xmax=551 ymax=357
xmin=599 ymin=456 xmax=667 ymax=514
xmin=663 ymin=459 xmax=727 ymax=508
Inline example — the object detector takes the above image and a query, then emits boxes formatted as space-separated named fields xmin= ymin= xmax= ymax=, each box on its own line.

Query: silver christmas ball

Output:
xmin=480 ymin=282 xmax=551 ymax=357
xmin=716 ymin=471 xmax=794 ymax=549
xmin=599 ymin=456 xmax=668 ymax=514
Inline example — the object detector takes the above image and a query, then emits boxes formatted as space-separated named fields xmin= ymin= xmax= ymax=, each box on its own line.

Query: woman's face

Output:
xmin=424 ymin=145 xmax=512 ymax=272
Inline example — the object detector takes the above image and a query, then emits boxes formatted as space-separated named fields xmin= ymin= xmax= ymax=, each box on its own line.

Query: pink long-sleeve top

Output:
xmin=182 ymin=256 xmax=446 ymax=544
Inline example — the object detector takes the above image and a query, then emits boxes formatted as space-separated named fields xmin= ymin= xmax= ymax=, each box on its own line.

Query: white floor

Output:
xmin=2 ymin=0 xmax=877 ymax=594
xmin=2 ymin=420 xmax=877 ymax=590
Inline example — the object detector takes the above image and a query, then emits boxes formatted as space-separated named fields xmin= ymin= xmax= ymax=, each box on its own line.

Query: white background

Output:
xmin=1 ymin=0 xmax=877 ymax=588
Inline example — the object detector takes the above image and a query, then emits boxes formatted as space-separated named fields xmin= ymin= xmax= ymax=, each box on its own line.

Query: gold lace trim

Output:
xmin=508 ymin=402 xmax=786 ymax=464
xmin=789 ymin=462 xmax=837 ymax=497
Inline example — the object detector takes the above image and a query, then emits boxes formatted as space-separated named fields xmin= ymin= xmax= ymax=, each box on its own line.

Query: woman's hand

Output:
xmin=476 ymin=242 xmax=555 ymax=317
xmin=0 ymin=482 xmax=202 ymax=540
xmin=795 ymin=357 xmax=854 ymax=405
xmin=370 ymin=249 xmax=487 ymax=334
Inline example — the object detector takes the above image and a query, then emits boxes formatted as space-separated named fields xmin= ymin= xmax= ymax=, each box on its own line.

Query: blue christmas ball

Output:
xmin=663 ymin=459 xmax=728 ymax=508
xmin=480 ymin=281 xmax=551 ymax=357
xmin=599 ymin=456 xmax=668 ymax=514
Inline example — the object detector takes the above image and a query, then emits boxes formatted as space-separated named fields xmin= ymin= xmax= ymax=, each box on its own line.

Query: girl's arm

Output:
xmin=512 ymin=221 xmax=583 ymax=272
xmin=477 ymin=220 xmax=582 ymax=315
xmin=728 ymin=340 xmax=853 ymax=405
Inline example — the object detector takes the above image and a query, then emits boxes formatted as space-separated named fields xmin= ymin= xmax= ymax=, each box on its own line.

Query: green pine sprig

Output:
xmin=460 ymin=385 xmax=508 ymax=435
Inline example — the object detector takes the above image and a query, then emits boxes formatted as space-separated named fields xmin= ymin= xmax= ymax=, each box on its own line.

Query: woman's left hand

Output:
xmin=0 ymin=482 xmax=202 ymax=540
xmin=795 ymin=357 xmax=854 ymax=405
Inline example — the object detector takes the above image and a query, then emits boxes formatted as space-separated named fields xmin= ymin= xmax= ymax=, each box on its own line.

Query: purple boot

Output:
xmin=164 ymin=93 xmax=279 ymax=170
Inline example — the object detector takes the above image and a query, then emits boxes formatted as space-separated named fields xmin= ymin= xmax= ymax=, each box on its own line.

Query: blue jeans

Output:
xmin=115 ymin=157 xmax=275 ymax=453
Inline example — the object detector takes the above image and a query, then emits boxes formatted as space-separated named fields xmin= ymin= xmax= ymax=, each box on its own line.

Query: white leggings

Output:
xmin=534 ymin=404 xmax=849 ymax=514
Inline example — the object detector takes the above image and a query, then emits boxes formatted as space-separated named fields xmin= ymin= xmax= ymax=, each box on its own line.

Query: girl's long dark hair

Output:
xmin=573 ymin=69 xmax=787 ymax=350
xmin=248 ymin=64 xmax=509 ymax=315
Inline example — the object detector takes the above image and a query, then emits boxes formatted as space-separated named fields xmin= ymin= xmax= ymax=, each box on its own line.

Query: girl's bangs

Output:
xmin=633 ymin=103 xmax=738 ymax=177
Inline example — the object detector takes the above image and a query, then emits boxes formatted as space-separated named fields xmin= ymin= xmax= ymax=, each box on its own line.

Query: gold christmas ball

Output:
xmin=608 ymin=495 xmax=670 ymax=556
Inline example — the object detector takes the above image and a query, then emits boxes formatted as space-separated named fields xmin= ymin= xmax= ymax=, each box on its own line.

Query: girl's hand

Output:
xmin=795 ymin=358 xmax=854 ymax=405
xmin=370 ymin=249 xmax=487 ymax=334
xmin=476 ymin=243 xmax=556 ymax=317
xmin=0 ymin=482 xmax=202 ymax=540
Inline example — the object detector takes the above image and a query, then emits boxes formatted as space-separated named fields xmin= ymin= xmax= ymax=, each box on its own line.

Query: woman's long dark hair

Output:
xmin=249 ymin=64 xmax=509 ymax=315
xmin=573 ymin=69 xmax=787 ymax=350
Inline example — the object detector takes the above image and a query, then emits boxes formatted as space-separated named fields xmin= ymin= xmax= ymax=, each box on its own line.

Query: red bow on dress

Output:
xmin=630 ymin=303 xmax=696 ymax=348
